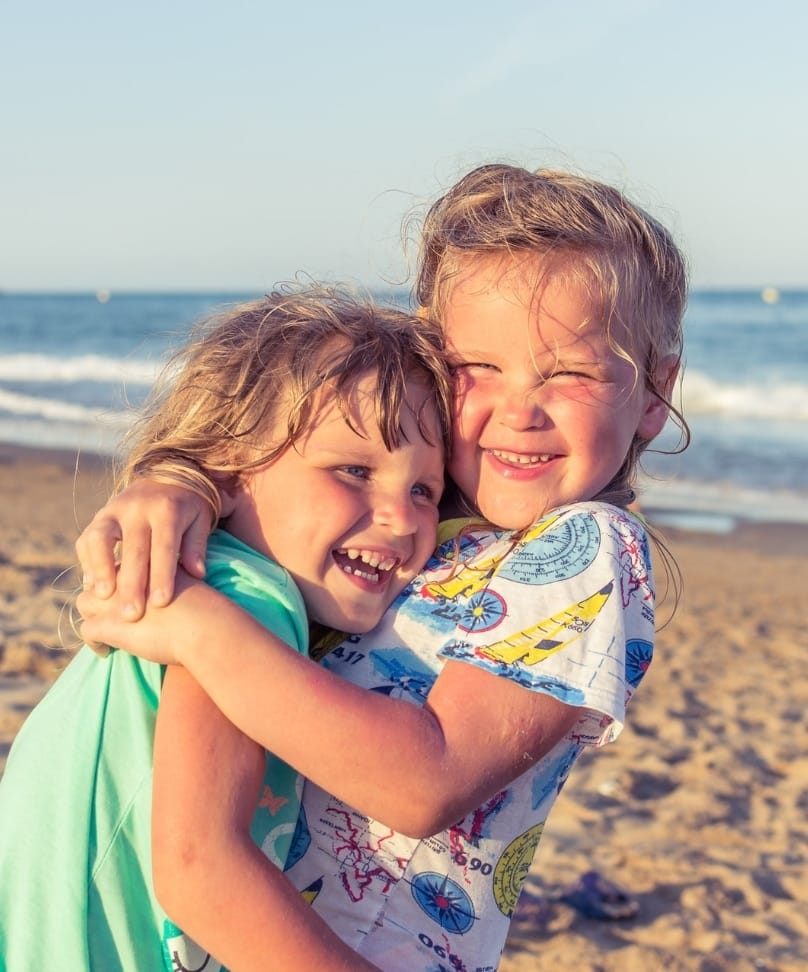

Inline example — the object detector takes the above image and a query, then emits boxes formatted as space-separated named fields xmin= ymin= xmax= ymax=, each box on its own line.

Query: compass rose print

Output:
xmin=457 ymin=589 xmax=507 ymax=633
xmin=410 ymin=871 xmax=476 ymax=934
xmin=625 ymin=638 xmax=653 ymax=687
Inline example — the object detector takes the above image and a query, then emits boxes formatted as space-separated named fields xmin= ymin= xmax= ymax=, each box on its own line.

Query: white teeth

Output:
xmin=490 ymin=449 xmax=551 ymax=465
xmin=341 ymin=564 xmax=381 ymax=583
xmin=339 ymin=549 xmax=399 ymax=573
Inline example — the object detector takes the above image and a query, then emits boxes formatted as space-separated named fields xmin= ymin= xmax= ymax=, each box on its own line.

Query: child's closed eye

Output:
xmin=449 ymin=361 xmax=499 ymax=374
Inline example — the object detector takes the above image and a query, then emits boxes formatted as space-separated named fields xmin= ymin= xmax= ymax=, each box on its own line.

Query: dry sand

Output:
xmin=1 ymin=443 xmax=806 ymax=971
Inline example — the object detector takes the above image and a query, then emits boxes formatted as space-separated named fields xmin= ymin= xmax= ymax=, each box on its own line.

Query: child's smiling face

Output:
xmin=221 ymin=371 xmax=445 ymax=634
xmin=443 ymin=254 xmax=672 ymax=529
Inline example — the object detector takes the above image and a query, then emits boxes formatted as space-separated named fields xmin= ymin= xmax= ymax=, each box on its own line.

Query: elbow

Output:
xmin=382 ymin=792 xmax=469 ymax=839
xmin=380 ymin=765 xmax=500 ymax=838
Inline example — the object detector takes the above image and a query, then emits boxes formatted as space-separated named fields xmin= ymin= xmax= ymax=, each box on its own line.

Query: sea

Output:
xmin=1 ymin=288 xmax=806 ymax=532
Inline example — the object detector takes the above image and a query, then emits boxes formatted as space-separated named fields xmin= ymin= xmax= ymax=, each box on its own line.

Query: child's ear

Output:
xmin=637 ymin=354 xmax=681 ymax=440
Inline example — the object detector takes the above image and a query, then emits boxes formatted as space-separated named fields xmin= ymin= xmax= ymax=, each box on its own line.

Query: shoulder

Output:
xmin=206 ymin=530 xmax=300 ymax=596
xmin=204 ymin=529 xmax=308 ymax=653
xmin=546 ymin=499 xmax=646 ymax=528
xmin=538 ymin=501 xmax=651 ymax=552
xmin=500 ymin=501 xmax=652 ymax=581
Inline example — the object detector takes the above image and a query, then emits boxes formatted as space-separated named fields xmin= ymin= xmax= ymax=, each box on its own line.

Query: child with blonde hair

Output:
xmin=75 ymin=162 xmax=688 ymax=970
xmin=0 ymin=288 xmax=450 ymax=971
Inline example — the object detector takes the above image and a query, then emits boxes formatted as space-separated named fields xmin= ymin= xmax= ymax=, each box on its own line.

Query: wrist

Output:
xmin=169 ymin=581 xmax=231 ymax=672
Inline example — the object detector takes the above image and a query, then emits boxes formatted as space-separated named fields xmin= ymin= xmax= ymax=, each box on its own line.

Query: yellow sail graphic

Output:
xmin=425 ymin=514 xmax=561 ymax=599
xmin=478 ymin=580 xmax=613 ymax=666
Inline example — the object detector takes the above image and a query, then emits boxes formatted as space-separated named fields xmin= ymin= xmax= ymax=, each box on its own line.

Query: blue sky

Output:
xmin=2 ymin=0 xmax=806 ymax=291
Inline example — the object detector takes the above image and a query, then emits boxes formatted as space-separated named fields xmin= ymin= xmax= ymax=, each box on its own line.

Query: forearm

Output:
xmin=158 ymin=830 xmax=378 ymax=971
xmin=167 ymin=584 xmax=573 ymax=835
xmin=170 ymin=586 xmax=453 ymax=832
xmin=84 ymin=579 xmax=579 ymax=836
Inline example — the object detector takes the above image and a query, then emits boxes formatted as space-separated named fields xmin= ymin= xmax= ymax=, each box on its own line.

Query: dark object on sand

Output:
xmin=559 ymin=870 xmax=639 ymax=920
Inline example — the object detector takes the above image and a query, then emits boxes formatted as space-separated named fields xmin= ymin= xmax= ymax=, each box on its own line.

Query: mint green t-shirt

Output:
xmin=0 ymin=530 xmax=308 ymax=972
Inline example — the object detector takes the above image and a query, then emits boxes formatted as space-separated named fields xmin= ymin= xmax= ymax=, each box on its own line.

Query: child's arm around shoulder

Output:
xmin=153 ymin=665 xmax=380 ymax=971
xmin=80 ymin=572 xmax=581 ymax=837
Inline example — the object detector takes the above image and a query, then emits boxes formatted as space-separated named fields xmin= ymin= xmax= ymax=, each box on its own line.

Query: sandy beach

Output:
xmin=1 ymin=443 xmax=805 ymax=971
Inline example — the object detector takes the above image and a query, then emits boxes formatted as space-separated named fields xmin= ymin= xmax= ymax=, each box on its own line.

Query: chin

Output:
xmin=480 ymin=502 xmax=542 ymax=531
xmin=340 ymin=614 xmax=383 ymax=636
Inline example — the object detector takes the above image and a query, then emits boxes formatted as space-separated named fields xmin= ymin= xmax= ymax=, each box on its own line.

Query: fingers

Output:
xmin=139 ymin=502 xmax=210 ymax=608
xmin=114 ymin=523 xmax=159 ymax=619
xmin=75 ymin=588 xmax=123 ymax=652
xmin=75 ymin=511 xmax=124 ymax=600
xmin=178 ymin=514 xmax=211 ymax=581
xmin=75 ymin=480 xmax=214 ymax=616
xmin=73 ymin=590 xmax=113 ymax=655
xmin=68 ymin=599 xmax=114 ymax=657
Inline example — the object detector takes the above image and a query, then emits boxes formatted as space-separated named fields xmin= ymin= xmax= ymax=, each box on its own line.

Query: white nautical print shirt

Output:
xmin=283 ymin=502 xmax=655 ymax=972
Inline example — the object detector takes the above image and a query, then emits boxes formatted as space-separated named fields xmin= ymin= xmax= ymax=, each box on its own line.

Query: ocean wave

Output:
xmin=639 ymin=475 xmax=808 ymax=527
xmin=681 ymin=369 xmax=808 ymax=421
xmin=0 ymin=353 xmax=160 ymax=385
xmin=0 ymin=387 xmax=134 ymax=426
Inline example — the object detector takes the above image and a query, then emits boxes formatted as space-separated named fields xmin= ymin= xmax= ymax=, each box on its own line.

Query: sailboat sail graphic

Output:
xmin=478 ymin=581 xmax=613 ymax=666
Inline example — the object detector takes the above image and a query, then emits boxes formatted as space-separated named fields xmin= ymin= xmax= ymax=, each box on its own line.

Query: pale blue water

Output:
xmin=1 ymin=289 xmax=806 ymax=527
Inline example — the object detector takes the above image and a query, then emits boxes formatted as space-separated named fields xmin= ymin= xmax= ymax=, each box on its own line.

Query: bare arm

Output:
xmin=81 ymin=576 xmax=579 ymax=837
xmin=153 ymin=665 xmax=380 ymax=971
xmin=76 ymin=480 xmax=213 ymax=617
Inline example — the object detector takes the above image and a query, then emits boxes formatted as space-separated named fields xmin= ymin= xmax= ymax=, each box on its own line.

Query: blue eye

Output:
xmin=411 ymin=482 xmax=433 ymax=499
xmin=341 ymin=465 xmax=370 ymax=479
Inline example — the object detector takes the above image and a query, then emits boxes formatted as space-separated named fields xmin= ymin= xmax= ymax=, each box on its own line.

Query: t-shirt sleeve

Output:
xmin=204 ymin=532 xmax=309 ymax=657
xmin=435 ymin=504 xmax=655 ymax=745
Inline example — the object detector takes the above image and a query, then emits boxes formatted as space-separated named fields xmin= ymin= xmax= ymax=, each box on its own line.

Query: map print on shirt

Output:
xmin=285 ymin=503 xmax=656 ymax=972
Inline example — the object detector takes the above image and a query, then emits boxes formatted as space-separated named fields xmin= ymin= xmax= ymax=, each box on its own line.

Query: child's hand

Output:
xmin=75 ymin=571 xmax=202 ymax=666
xmin=76 ymin=480 xmax=213 ymax=620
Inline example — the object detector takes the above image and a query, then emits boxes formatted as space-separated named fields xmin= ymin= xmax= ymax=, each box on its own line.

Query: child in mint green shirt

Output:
xmin=0 ymin=288 xmax=449 ymax=971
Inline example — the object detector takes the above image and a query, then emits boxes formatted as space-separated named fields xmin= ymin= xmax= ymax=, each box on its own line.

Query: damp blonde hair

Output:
xmin=415 ymin=163 xmax=690 ymax=510
xmin=114 ymin=285 xmax=453 ymax=525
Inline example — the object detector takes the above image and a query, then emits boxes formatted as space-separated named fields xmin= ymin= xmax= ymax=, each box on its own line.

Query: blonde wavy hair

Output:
xmin=114 ymin=285 xmax=453 ymax=526
xmin=414 ymin=163 xmax=690 ymax=510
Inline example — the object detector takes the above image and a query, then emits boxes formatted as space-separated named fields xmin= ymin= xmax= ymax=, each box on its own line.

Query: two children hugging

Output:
xmin=2 ymin=162 xmax=688 ymax=971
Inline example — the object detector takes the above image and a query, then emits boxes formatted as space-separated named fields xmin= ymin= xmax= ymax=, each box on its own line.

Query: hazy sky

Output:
xmin=2 ymin=0 xmax=806 ymax=291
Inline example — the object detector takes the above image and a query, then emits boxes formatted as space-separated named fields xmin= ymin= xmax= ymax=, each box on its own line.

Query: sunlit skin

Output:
xmin=221 ymin=372 xmax=445 ymax=634
xmin=443 ymin=254 xmax=674 ymax=530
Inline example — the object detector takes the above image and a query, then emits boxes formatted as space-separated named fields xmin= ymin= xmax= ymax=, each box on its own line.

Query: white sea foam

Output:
xmin=681 ymin=369 xmax=808 ymax=421
xmin=0 ymin=353 xmax=160 ymax=385
xmin=639 ymin=475 xmax=808 ymax=528
xmin=0 ymin=387 xmax=134 ymax=425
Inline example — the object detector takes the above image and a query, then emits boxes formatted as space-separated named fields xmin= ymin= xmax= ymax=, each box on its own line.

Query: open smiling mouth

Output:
xmin=333 ymin=548 xmax=400 ymax=584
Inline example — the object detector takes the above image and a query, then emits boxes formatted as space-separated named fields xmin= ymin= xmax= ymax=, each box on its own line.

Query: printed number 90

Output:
xmin=452 ymin=852 xmax=492 ymax=874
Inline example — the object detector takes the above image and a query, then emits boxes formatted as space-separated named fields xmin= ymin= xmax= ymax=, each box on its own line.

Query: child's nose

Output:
xmin=373 ymin=491 xmax=418 ymax=537
xmin=500 ymin=387 xmax=547 ymax=431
